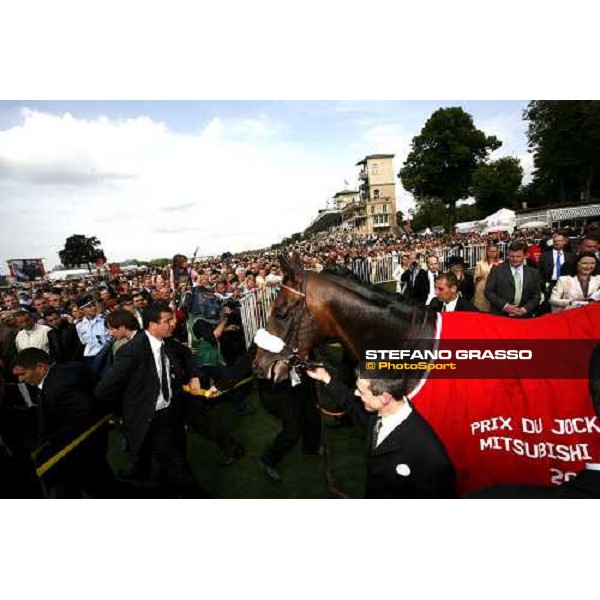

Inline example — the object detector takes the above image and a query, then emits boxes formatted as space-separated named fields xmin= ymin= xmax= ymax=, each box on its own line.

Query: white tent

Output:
xmin=479 ymin=208 xmax=516 ymax=234
xmin=517 ymin=220 xmax=550 ymax=230
xmin=454 ymin=220 xmax=479 ymax=234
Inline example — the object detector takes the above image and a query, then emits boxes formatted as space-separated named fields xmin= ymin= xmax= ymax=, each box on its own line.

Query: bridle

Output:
xmin=276 ymin=274 xmax=346 ymax=417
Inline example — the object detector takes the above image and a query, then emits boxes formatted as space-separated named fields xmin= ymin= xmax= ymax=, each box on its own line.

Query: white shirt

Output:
xmin=37 ymin=365 xmax=53 ymax=392
xmin=392 ymin=265 xmax=407 ymax=293
xmin=509 ymin=265 xmax=524 ymax=299
xmin=552 ymin=249 xmax=563 ymax=280
xmin=426 ymin=271 xmax=438 ymax=305
xmin=16 ymin=323 xmax=51 ymax=353
xmin=375 ymin=400 xmax=413 ymax=447
xmin=442 ymin=296 xmax=459 ymax=312
xmin=76 ymin=315 xmax=108 ymax=357
xmin=145 ymin=331 xmax=172 ymax=411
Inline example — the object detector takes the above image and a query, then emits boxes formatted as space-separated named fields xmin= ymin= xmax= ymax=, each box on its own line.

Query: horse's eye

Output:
xmin=275 ymin=308 xmax=289 ymax=320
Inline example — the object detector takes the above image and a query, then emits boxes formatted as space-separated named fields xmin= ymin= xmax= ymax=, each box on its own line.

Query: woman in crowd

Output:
xmin=549 ymin=252 xmax=600 ymax=312
xmin=473 ymin=243 xmax=502 ymax=312
xmin=170 ymin=253 xmax=198 ymax=291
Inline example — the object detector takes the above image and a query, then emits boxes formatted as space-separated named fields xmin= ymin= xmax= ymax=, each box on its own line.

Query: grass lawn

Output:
xmin=105 ymin=382 xmax=366 ymax=499
xmin=104 ymin=281 xmax=404 ymax=498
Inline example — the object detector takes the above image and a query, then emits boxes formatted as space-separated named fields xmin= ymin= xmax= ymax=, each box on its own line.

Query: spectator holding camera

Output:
xmin=189 ymin=295 xmax=253 ymax=415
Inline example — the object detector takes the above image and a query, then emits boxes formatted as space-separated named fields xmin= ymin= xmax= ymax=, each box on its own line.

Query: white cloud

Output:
xmin=0 ymin=108 xmax=338 ymax=267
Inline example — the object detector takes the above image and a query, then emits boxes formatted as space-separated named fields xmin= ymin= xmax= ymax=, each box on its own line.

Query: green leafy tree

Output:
xmin=524 ymin=100 xmax=600 ymax=203
xmin=455 ymin=202 xmax=481 ymax=222
xmin=58 ymin=234 xmax=106 ymax=272
xmin=410 ymin=198 xmax=446 ymax=231
xmin=470 ymin=156 xmax=524 ymax=214
xmin=399 ymin=107 xmax=501 ymax=227
xmin=395 ymin=210 xmax=405 ymax=227
xmin=146 ymin=258 xmax=170 ymax=268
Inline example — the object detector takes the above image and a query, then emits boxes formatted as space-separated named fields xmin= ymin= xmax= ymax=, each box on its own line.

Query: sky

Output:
xmin=0 ymin=100 xmax=532 ymax=270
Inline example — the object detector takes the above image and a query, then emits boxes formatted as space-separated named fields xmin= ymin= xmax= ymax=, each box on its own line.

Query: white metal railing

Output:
xmin=346 ymin=242 xmax=509 ymax=284
xmin=239 ymin=286 xmax=280 ymax=349
xmin=238 ymin=242 xmax=510 ymax=345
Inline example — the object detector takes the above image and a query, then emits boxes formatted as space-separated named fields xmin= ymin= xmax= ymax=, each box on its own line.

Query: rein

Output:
xmin=280 ymin=283 xmax=306 ymax=298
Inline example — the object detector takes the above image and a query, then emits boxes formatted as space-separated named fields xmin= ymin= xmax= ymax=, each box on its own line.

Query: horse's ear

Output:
xmin=279 ymin=253 xmax=296 ymax=284
xmin=289 ymin=251 xmax=302 ymax=272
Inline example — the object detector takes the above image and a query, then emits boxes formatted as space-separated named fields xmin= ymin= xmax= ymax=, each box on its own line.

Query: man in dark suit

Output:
xmin=401 ymin=255 xmax=440 ymax=305
xmin=12 ymin=348 xmax=117 ymax=498
xmin=485 ymin=241 xmax=541 ymax=317
xmin=306 ymin=367 xmax=456 ymax=498
xmin=95 ymin=302 xmax=204 ymax=498
xmin=429 ymin=272 xmax=479 ymax=313
xmin=538 ymin=231 xmax=576 ymax=287
xmin=45 ymin=309 xmax=84 ymax=363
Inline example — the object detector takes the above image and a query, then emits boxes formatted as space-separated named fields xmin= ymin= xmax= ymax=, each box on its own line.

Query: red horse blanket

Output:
xmin=408 ymin=302 xmax=600 ymax=496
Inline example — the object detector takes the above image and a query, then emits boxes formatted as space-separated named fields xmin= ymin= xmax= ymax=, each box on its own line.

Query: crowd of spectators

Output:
xmin=1 ymin=218 xmax=599 ymax=498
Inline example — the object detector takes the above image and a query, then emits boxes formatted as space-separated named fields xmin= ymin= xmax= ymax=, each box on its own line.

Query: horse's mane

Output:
xmin=311 ymin=269 xmax=436 ymax=348
xmin=315 ymin=269 xmax=425 ymax=315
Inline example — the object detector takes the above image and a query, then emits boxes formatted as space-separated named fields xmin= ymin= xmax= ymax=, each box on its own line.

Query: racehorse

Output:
xmin=254 ymin=257 xmax=600 ymax=496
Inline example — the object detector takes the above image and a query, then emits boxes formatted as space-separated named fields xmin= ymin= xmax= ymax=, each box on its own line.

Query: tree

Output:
xmin=395 ymin=210 xmax=405 ymax=227
xmin=410 ymin=198 xmax=446 ymax=231
xmin=524 ymin=100 xmax=600 ymax=204
xmin=59 ymin=234 xmax=106 ymax=271
xmin=455 ymin=202 xmax=481 ymax=222
xmin=470 ymin=156 xmax=523 ymax=215
xmin=399 ymin=107 xmax=501 ymax=227
xmin=147 ymin=258 xmax=170 ymax=268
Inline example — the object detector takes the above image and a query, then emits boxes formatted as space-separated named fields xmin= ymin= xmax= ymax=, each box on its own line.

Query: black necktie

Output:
xmin=442 ymin=304 xmax=447 ymax=312
xmin=372 ymin=416 xmax=383 ymax=452
xmin=159 ymin=344 xmax=170 ymax=403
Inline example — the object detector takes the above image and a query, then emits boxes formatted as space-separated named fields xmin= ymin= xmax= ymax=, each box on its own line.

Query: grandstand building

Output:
xmin=306 ymin=154 xmax=399 ymax=237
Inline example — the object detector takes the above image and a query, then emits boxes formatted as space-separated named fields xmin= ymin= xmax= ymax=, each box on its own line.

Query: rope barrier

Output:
xmin=31 ymin=358 xmax=344 ymax=479
xmin=183 ymin=375 xmax=254 ymax=398
xmin=32 ymin=375 xmax=256 ymax=478
xmin=35 ymin=413 xmax=113 ymax=478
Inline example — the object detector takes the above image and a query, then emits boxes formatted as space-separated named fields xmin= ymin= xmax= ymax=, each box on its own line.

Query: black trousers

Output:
xmin=182 ymin=393 xmax=240 ymax=456
xmin=41 ymin=427 xmax=119 ymax=499
xmin=259 ymin=378 xmax=321 ymax=467
xmin=132 ymin=404 xmax=204 ymax=498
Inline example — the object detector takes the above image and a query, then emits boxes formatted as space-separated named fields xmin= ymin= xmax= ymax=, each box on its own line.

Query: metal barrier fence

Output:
xmin=347 ymin=242 xmax=509 ymax=284
xmin=237 ymin=242 xmax=509 ymax=346
xmin=238 ymin=286 xmax=280 ymax=349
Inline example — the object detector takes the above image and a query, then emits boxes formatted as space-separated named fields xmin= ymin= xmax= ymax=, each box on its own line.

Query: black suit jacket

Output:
xmin=484 ymin=262 xmax=541 ymax=316
xmin=455 ymin=273 xmax=475 ymax=302
xmin=39 ymin=362 xmax=98 ymax=447
xmin=402 ymin=269 xmax=436 ymax=304
xmin=48 ymin=321 xmax=84 ymax=363
xmin=94 ymin=332 xmax=197 ymax=455
xmin=326 ymin=379 xmax=456 ymax=499
xmin=469 ymin=469 xmax=600 ymax=498
xmin=429 ymin=296 xmax=479 ymax=313
xmin=538 ymin=250 xmax=576 ymax=283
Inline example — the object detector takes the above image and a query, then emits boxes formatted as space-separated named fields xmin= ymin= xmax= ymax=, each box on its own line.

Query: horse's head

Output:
xmin=253 ymin=253 xmax=327 ymax=382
